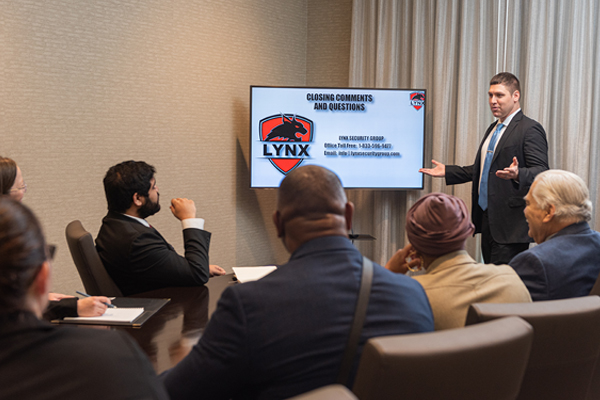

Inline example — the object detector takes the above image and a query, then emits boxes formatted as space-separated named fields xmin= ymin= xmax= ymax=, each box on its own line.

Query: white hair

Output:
xmin=531 ymin=170 xmax=592 ymax=222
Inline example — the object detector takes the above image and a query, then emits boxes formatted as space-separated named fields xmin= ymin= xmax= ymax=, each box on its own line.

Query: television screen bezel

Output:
xmin=249 ymin=85 xmax=427 ymax=190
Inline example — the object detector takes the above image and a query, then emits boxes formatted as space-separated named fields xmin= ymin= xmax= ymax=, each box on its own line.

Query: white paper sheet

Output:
xmin=63 ymin=307 xmax=144 ymax=323
xmin=233 ymin=266 xmax=277 ymax=283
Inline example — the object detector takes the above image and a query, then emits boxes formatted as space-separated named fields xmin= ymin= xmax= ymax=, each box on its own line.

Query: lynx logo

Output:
xmin=260 ymin=113 xmax=314 ymax=175
xmin=410 ymin=92 xmax=425 ymax=110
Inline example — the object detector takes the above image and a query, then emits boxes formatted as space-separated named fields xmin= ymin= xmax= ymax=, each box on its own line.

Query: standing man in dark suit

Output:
xmin=95 ymin=160 xmax=225 ymax=296
xmin=420 ymin=72 xmax=549 ymax=264
xmin=161 ymin=165 xmax=434 ymax=400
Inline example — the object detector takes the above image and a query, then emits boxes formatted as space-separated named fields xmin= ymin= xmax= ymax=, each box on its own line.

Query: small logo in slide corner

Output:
xmin=410 ymin=92 xmax=425 ymax=111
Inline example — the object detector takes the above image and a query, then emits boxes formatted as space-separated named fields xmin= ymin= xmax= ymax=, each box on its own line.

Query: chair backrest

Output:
xmin=65 ymin=220 xmax=122 ymax=297
xmin=589 ymin=273 xmax=600 ymax=296
xmin=588 ymin=278 xmax=600 ymax=398
xmin=466 ymin=296 xmax=600 ymax=400
xmin=352 ymin=316 xmax=533 ymax=400
xmin=287 ymin=385 xmax=358 ymax=400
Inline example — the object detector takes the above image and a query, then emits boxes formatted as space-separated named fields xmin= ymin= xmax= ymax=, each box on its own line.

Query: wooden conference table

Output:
xmin=115 ymin=273 xmax=236 ymax=373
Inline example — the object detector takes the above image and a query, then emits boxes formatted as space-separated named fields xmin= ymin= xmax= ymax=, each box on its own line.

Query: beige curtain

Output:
xmin=348 ymin=0 xmax=600 ymax=265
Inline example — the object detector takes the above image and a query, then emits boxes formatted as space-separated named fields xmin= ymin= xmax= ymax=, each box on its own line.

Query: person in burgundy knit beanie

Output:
xmin=386 ymin=192 xmax=531 ymax=330
xmin=405 ymin=192 xmax=474 ymax=257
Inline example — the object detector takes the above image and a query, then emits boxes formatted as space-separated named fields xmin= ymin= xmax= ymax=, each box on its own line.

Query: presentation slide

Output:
xmin=250 ymin=86 xmax=426 ymax=189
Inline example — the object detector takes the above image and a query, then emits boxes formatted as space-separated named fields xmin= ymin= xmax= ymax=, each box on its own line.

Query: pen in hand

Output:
xmin=76 ymin=291 xmax=116 ymax=308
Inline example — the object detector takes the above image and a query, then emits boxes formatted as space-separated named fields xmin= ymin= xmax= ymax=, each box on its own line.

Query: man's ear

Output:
xmin=345 ymin=201 xmax=355 ymax=231
xmin=543 ymin=204 xmax=556 ymax=223
xmin=273 ymin=210 xmax=284 ymax=238
xmin=132 ymin=192 xmax=144 ymax=207
xmin=513 ymin=89 xmax=521 ymax=103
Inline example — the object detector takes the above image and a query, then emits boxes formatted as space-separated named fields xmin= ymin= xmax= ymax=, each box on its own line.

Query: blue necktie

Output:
xmin=478 ymin=123 xmax=504 ymax=211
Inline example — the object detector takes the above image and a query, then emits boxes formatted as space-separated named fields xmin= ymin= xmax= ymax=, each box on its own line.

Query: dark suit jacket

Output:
xmin=161 ymin=236 xmax=434 ymax=400
xmin=445 ymin=111 xmax=549 ymax=243
xmin=0 ymin=312 xmax=168 ymax=400
xmin=43 ymin=297 xmax=78 ymax=320
xmin=509 ymin=222 xmax=600 ymax=301
xmin=95 ymin=211 xmax=211 ymax=296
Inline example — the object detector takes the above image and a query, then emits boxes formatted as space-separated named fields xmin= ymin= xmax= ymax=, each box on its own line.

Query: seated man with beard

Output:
xmin=95 ymin=160 xmax=225 ymax=296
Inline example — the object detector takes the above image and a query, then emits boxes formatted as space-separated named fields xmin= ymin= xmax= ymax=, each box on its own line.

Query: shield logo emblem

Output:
xmin=410 ymin=92 xmax=425 ymax=110
xmin=260 ymin=114 xmax=314 ymax=175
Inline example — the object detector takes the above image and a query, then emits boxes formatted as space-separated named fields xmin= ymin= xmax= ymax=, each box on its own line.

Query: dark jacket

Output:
xmin=509 ymin=221 xmax=600 ymax=301
xmin=445 ymin=111 xmax=549 ymax=244
xmin=43 ymin=297 xmax=78 ymax=320
xmin=95 ymin=211 xmax=211 ymax=295
xmin=161 ymin=236 xmax=434 ymax=400
xmin=0 ymin=312 xmax=168 ymax=400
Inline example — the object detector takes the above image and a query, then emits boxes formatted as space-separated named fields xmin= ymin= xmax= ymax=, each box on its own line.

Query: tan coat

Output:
xmin=414 ymin=250 xmax=531 ymax=330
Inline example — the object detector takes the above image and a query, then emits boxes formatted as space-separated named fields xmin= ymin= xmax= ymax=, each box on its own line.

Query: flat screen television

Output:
xmin=250 ymin=86 xmax=426 ymax=189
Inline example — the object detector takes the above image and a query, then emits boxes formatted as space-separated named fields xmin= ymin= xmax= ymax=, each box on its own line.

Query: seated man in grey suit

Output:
xmin=0 ymin=197 xmax=168 ymax=400
xmin=509 ymin=169 xmax=600 ymax=300
xmin=95 ymin=160 xmax=225 ymax=296
xmin=161 ymin=165 xmax=434 ymax=400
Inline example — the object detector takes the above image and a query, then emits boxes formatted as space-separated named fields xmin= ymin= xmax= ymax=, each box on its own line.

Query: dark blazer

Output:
xmin=445 ymin=111 xmax=549 ymax=244
xmin=161 ymin=236 xmax=434 ymax=400
xmin=0 ymin=312 xmax=168 ymax=400
xmin=43 ymin=297 xmax=78 ymax=320
xmin=95 ymin=211 xmax=211 ymax=296
xmin=509 ymin=222 xmax=600 ymax=301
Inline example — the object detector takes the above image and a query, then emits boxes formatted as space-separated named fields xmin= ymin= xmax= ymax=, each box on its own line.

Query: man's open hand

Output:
xmin=419 ymin=160 xmax=446 ymax=177
xmin=496 ymin=157 xmax=519 ymax=180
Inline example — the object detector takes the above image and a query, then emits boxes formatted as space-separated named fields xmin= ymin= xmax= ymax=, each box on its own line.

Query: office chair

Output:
xmin=65 ymin=220 xmax=122 ymax=297
xmin=466 ymin=296 xmax=600 ymax=400
xmin=589 ymin=273 xmax=600 ymax=296
xmin=352 ymin=316 xmax=533 ymax=400
xmin=588 ymin=277 xmax=600 ymax=399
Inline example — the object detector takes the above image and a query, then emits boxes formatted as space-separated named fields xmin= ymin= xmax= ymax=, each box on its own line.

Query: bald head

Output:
xmin=278 ymin=165 xmax=347 ymax=219
xmin=274 ymin=165 xmax=353 ymax=253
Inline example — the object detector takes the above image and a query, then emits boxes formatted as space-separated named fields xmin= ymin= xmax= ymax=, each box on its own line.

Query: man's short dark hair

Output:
xmin=490 ymin=72 xmax=521 ymax=95
xmin=103 ymin=161 xmax=156 ymax=213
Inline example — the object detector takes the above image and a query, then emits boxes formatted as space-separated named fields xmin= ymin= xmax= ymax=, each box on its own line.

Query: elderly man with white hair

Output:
xmin=509 ymin=169 xmax=600 ymax=301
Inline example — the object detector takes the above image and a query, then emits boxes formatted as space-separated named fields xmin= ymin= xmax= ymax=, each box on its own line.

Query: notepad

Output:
xmin=233 ymin=266 xmax=277 ymax=283
xmin=64 ymin=307 xmax=144 ymax=323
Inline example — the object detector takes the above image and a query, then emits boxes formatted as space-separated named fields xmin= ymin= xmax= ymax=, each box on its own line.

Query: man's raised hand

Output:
xmin=496 ymin=157 xmax=519 ymax=180
xmin=419 ymin=160 xmax=446 ymax=177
